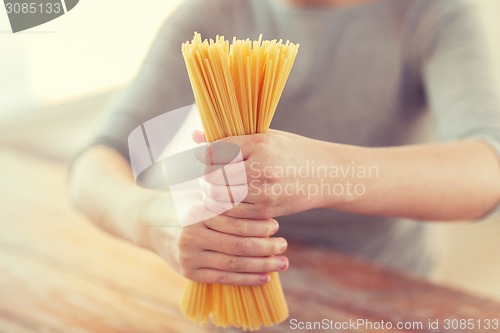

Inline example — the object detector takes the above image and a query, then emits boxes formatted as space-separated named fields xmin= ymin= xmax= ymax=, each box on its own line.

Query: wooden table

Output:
xmin=1 ymin=149 xmax=499 ymax=333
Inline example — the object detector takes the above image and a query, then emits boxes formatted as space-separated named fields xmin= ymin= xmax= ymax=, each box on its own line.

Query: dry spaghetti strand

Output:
xmin=181 ymin=32 xmax=299 ymax=331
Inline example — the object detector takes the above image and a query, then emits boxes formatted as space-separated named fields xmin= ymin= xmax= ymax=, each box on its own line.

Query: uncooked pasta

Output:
xmin=181 ymin=32 xmax=299 ymax=331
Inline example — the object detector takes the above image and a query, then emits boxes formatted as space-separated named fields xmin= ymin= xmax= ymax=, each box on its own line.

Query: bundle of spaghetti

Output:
xmin=181 ymin=32 xmax=299 ymax=331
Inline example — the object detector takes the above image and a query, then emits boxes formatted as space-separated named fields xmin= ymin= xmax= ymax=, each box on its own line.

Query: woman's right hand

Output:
xmin=137 ymin=193 xmax=289 ymax=286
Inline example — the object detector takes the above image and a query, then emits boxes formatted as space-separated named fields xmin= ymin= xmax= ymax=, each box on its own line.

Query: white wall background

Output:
xmin=0 ymin=0 xmax=183 ymax=119
xmin=0 ymin=0 xmax=499 ymax=120
xmin=479 ymin=0 xmax=500 ymax=76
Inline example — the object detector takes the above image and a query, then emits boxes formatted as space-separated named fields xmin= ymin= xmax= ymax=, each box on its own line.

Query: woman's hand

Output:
xmin=196 ymin=130 xmax=349 ymax=220
xmin=138 ymin=192 xmax=289 ymax=286
xmin=196 ymin=130 xmax=500 ymax=221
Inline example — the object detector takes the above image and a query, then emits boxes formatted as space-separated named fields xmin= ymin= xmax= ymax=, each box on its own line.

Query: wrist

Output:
xmin=129 ymin=189 xmax=179 ymax=251
xmin=133 ymin=190 xmax=182 ymax=271
xmin=119 ymin=187 xmax=159 ymax=250
xmin=317 ymin=142 xmax=377 ymax=209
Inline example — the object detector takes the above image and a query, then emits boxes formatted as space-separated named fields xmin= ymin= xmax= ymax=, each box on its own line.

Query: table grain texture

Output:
xmin=0 ymin=149 xmax=499 ymax=333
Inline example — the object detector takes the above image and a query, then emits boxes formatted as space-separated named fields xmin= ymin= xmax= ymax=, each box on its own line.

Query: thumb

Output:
xmin=192 ymin=129 xmax=207 ymax=144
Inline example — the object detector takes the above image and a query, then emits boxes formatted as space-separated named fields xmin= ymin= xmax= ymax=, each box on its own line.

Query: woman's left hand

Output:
xmin=194 ymin=129 xmax=343 ymax=220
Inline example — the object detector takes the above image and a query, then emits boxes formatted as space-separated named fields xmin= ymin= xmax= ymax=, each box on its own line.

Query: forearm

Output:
xmin=68 ymin=146 xmax=165 ymax=249
xmin=68 ymin=146 xmax=289 ymax=285
xmin=326 ymin=139 xmax=500 ymax=220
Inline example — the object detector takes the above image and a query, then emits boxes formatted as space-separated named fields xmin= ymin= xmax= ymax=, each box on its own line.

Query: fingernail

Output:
xmin=279 ymin=240 xmax=287 ymax=253
xmin=279 ymin=259 xmax=288 ymax=271
xmin=260 ymin=274 xmax=270 ymax=283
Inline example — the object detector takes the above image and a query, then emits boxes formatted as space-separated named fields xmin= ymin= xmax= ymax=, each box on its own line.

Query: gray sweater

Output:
xmin=91 ymin=0 xmax=500 ymax=276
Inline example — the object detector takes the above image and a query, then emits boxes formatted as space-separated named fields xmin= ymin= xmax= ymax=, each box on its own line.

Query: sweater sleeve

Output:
xmin=419 ymin=0 xmax=500 ymax=157
xmin=87 ymin=0 xmax=211 ymax=159
xmin=417 ymin=0 xmax=500 ymax=216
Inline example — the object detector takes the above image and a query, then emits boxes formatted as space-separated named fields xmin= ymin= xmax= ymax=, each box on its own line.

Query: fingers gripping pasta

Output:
xmin=181 ymin=32 xmax=299 ymax=331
